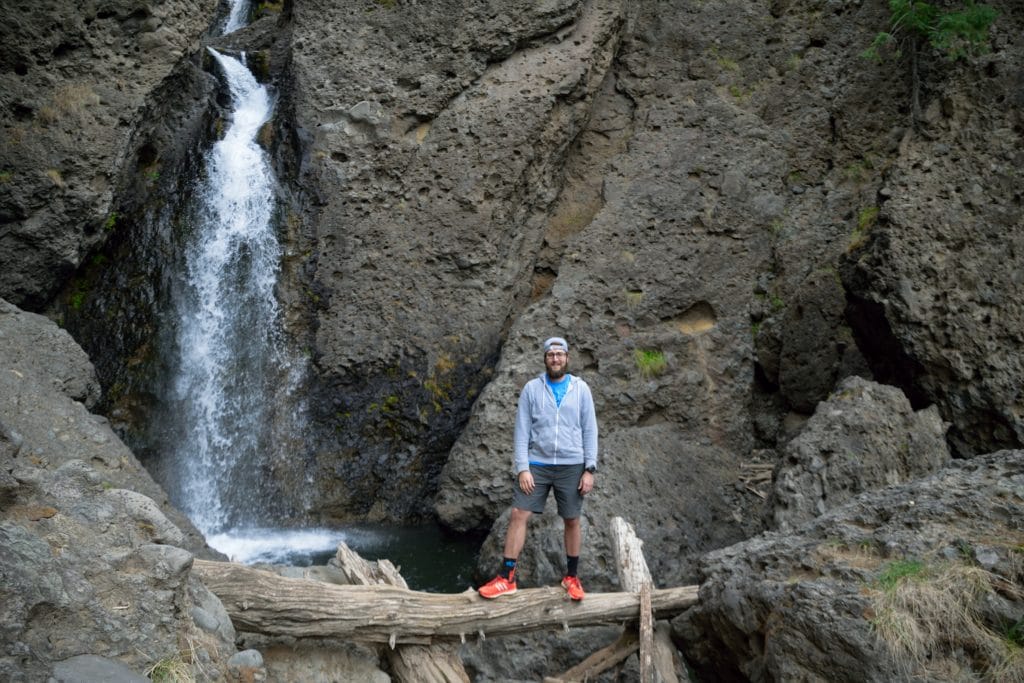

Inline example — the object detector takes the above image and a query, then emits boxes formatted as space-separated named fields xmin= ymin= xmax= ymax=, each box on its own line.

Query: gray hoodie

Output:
xmin=513 ymin=373 xmax=598 ymax=474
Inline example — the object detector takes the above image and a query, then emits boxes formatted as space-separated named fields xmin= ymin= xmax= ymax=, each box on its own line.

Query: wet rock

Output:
xmin=0 ymin=0 xmax=220 ymax=309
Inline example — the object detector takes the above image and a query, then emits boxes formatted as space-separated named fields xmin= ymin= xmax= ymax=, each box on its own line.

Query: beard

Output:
xmin=545 ymin=359 xmax=568 ymax=380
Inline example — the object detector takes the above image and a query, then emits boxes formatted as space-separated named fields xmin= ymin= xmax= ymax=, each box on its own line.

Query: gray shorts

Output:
xmin=512 ymin=463 xmax=585 ymax=519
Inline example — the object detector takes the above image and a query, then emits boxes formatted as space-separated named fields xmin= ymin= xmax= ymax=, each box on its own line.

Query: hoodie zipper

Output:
xmin=546 ymin=377 xmax=574 ymax=465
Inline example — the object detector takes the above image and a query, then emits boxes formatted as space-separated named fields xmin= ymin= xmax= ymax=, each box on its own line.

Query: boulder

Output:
xmin=674 ymin=450 xmax=1024 ymax=682
xmin=773 ymin=376 xmax=951 ymax=531
xmin=0 ymin=298 xmax=236 ymax=681
xmin=0 ymin=298 xmax=210 ymax=555
xmin=0 ymin=460 xmax=237 ymax=682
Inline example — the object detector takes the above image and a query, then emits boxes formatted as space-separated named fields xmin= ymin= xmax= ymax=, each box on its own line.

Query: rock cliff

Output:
xmin=1 ymin=0 xmax=1022 ymax=680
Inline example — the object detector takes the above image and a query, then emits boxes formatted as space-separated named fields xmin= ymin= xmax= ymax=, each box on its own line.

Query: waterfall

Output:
xmin=223 ymin=0 xmax=251 ymax=34
xmin=170 ymin=48 xmax=290 ymax=535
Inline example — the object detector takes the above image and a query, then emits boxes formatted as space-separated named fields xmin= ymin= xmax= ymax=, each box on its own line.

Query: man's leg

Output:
xmin=563 ymin=516 xmax=581 ymax=557
xmin=479 ymin=507 xmax=534 ymax=598
xmin=553 ymin=464 xmax=587 ymax=600
xmin=504 ymin=507 xmax=533 ymax=559
xmin=560 ymin=516 xmax=586 ymax=600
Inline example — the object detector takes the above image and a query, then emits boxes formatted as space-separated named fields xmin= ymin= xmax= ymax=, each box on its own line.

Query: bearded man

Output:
xmin=477 ymin=336 xmax=599 ymax=601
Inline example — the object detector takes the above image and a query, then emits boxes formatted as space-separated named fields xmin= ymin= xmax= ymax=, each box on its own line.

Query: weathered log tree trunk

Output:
xmin=333 ymin=543 xmax=470 ymax=683
xmin=610 ymin=516 xmax=682 ymax=683
xmin=547 ymin=517 xmax=684 ymax=682
xmin=191 ymin=559 xmax=698 ymax=644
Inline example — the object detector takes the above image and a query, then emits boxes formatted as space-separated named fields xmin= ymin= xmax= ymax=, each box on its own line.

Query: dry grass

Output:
xmin=144 ymin=655 xmax=194 ymax=683
xmin=869 ymin=560 xmax=1024 ymax=681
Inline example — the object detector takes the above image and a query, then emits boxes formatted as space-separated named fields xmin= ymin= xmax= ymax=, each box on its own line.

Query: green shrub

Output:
xmin=864 ymin=0 xmax=997 ymax=62
xmin=876 ymin=558 xmax=927 ymax=591
xmin=634 ymin=349 xmax=667 ymax=379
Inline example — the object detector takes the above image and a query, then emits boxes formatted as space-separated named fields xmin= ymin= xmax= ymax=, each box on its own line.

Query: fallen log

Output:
xmin=333 ymin=543 xmax=470 ymax=683
xmin=192 ymin=559 xmax=698 ymax=645
xmin=610 ymin=516 xmax=681 ymax=683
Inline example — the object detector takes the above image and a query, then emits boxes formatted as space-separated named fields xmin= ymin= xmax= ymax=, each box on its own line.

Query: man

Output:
xmin=478 ymin=336 xmax=598 ymax=601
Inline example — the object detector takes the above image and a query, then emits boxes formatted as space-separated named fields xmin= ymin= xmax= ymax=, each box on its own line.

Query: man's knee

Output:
xmin=563 ymin=516 xmax=580 ymax=529
xmin=510 ymin=507 xmax=533 ymax=524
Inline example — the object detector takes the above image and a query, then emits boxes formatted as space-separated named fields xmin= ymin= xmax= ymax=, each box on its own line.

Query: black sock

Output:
xmin=501 ymin=557 xmax=517 ymax=580
xmin=566 ymin=555 xmax=579 ymax=577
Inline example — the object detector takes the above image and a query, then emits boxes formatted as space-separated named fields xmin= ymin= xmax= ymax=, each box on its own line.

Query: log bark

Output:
xmin=543 ymin=630 xmax=638 ymax=683
xmin=332 ymin=543 xmax=470 ymax=683
xmin=610 ymin=516 xmax=682 ymax=683
xmin=192 ymin=559 xmax=698 ymax=644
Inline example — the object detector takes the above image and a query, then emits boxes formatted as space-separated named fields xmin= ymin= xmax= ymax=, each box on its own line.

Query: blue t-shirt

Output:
xmin=546 ymin=374 xmax=570 ymax=407
xmin=530 ymin=375 xmax=571 ymax=468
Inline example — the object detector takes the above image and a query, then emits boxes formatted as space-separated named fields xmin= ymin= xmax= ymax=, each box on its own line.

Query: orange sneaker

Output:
xmin=561 ymin=575 xmax=585 ymax=601
xmin=478 ymin=573 xmax=517 ymax=599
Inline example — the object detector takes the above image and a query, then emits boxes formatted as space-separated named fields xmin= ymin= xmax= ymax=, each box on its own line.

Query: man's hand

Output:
xmin=578 ymin=471 xmax=594 ymax=495
xmin=518 ymin=470 xmax=535 ymax=494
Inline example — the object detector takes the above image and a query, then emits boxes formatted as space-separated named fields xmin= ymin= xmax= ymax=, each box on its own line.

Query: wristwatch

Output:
xmin=585 ymin=466 xmax=596 ymax=474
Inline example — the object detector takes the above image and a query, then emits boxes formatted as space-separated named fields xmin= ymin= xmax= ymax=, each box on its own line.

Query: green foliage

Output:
xmin=103 ymin=212 xmax=119 ymax=232
xmin=864 ymin=0 xmax=998 ymax=62
xmin=633 ymin=349 xmax=667 ymax=379
xmin=255 ymin=0 xmax=283 ymax=13
xmin=1007 ymin=618 xmax=1024 ymax=647
xmin=0 ymin=171 xmax=11 ymax=183
xmin=877 ymin=558 xmax=927 ymax=591
xmin=849 ymin=206 xmax=880 ymax=251
xmin=858 ymin=206 xmax=880 ymax=232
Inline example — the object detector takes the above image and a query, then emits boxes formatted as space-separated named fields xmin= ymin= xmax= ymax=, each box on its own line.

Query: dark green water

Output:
xmin=326 ymin=523 xmax=485 ymax=593
xmin=210 ymin=524 xmax=484 ymax=593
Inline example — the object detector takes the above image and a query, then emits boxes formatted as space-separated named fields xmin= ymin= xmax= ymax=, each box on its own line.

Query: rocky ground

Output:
xmin=1 ymin=0 xmax=1022 ymax=680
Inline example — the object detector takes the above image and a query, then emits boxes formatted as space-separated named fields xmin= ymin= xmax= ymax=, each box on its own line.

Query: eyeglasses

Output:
xmin=545 ymin=351 xmax=567 ymax=358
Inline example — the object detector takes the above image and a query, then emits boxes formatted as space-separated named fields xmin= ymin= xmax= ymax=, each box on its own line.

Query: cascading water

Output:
xmin=222 ymin=0 xmax=251 ymax=34
xmin=143 ymin=1 xmax=480 ymax=584
xmin=150 ymin=2 xmax=347 ymax=563
xmin=172 ymin=48 xmax=292 ymax=535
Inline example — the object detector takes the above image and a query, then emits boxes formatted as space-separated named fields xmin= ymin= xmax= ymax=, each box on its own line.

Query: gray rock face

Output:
xmin=773 ymin=376 xmax=951 ymax=532
xmin=286 ymin=0 xmax=629 ymax=521
xmin=0 ymin=0 xmax=219 ymax=309
xmin=841 ymin=6 xmax=1024 ymax=457
xmin=675 ymin=451 xmax=1024 ymax=682
xmin=0 ymin=300 xmax=100 ymax=408
xmin=436 ymin=0 xmax=909 ymax=579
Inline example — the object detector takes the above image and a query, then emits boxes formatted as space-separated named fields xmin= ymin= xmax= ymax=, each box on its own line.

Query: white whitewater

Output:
xmin=223 ymin=0 xmax=251 ymax=34
xmin=173 ymin=48 xmax=283 ymax=535
xmin=162 ymin=0 xmax=345 ymax=563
